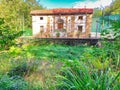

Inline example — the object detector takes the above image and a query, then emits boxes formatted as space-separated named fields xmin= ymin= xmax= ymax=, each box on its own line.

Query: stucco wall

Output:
xmin=32 ymin=14 xmax=92 ymax=38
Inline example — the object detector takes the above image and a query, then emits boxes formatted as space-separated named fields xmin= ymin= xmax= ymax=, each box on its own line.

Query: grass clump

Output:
xmin=0 ymin=42 xmax=120 ymax=89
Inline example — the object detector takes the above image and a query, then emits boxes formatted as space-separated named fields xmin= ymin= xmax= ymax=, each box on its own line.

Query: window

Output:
xmin=58 ymin=23 xmax=63 ymax=29
xmin=51 ymin=19 xmax=52 ymax=22
xmin=78 ymin=16 xmax=83 ymax=20
xmin=57 ymin=19 xmax=64 ymax=29
xmin=40 ymin=26 xmax=44 ymax=33
xmin=50 ymin=26 xmax=53 ymax=32
xmin=40 ymin=17 xmax=43 ymax=20
xmin=78 ymin=26 xmax=83 ymax=32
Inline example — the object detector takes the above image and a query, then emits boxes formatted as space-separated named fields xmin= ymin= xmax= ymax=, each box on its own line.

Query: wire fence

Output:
xmin=91 ymin=14 xmax=120 ymax=33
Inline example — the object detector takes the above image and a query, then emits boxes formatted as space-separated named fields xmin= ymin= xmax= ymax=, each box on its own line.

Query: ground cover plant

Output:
xmin=0 ymin=0 xmax=120 ymax=89
xmin=0 ymin=41 xmax=120 ymax=89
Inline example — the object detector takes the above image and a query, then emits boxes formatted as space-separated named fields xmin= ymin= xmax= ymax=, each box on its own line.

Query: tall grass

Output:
xmin=0 ymin=44 xmax=120 ymax=89
xmin=56 ymin=60 xmax=120 ymax=90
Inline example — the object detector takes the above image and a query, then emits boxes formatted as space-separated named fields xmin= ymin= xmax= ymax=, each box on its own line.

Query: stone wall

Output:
xmin=32 ymin=14 xmax=93 ymax=38
xmin=86 ymin=14 xmax=93 ymax=38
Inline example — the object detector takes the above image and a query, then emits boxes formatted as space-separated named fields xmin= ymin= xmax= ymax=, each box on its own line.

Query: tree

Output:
xmin=104 ymin=0 xmax=120 ymax=15
xmin=0 ymin=18 xmax=23 ymax=50
xmin=93 ymin=8 xmax=102 ymax=17
xmin=0 ymin=0 xmax=45 ymax=50
xmin=0 ymin=0 xmax=44 ymax=30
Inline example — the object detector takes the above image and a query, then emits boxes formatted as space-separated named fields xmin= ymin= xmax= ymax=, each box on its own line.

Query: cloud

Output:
xmin=73 ymin=0 xmax=113 ymax=8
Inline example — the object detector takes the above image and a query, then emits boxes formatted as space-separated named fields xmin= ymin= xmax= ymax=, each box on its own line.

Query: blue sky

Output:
xmin=40 ymin=0 xmax=113 ymax=9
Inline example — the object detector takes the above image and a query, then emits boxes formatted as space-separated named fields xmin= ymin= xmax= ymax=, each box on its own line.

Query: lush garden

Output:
xmin=0 ymin=0 xmax=120 ymax=89
xmin=0 ymin=39 xmax=120 ymax=89
xmin=1 ymin=16 xmax=120 ymax=89
xmin=0 ymin=18 xmax=120 ymax=89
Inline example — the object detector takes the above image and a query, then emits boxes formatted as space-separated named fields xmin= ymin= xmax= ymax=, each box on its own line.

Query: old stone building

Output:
xmin=30 ymin=8 xmax=93 ymax=38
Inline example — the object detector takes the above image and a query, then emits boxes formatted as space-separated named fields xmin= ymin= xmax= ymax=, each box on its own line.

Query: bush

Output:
xmin=0 ymin=18 xmax=23 ymax=50
xmin=0 ymin=75 xmax=28 ymax=90
xmin=8 ymin=60 xmax=39 ymax=77
xmin=8 ymin=63 xmax=28 ymax=77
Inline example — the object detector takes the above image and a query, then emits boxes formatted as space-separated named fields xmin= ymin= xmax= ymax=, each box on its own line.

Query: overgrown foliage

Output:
xmin=93 ymin=0 xmax=120 ymax=17
xmin=104 ymin=0 xmax=120 ymax=15
xmin=0 ymin=42 xmax=120 ymax=89
xmin=0 ymin=0 xmax=45 ymax=49
xmin=57 ymin=62 xmax=120 ymax=90
xmin=93 ymin=8 xmax=102 ymax=17
xmin=0 ymin=0 xmax=120 ymax=89
xmin=0 ymin=18 xmax=23 ymax=50
xmin=0 ymin=0 xmax=44 ymax=29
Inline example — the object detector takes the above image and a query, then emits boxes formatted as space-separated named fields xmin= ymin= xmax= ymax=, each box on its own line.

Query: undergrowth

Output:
xmin=0 ymin=43 xmax=120 ymax=90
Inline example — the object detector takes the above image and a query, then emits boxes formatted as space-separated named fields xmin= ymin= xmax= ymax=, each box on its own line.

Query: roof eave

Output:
xmin=30 ymin=12 xmax=93 ymax=15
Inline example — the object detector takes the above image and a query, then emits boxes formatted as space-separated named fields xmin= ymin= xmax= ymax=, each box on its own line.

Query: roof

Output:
xmin=30 ymin=8 xmax=93 ymax=15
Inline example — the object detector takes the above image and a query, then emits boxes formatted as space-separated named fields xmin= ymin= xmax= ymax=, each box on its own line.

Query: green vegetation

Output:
xmin=93 ymin=8 xmax=102 ymax=18
xmin=104 ymin=0 xmax=120 ymax=15
xmin=0 ymin=0 xmax=44 ymax=29
xmin=0 ymin=18 xmax=23 ymax=50
xmin=0 ymin=17 xmax=120 ymax=89
xmin=0 ymin=41 xmax=120 ymax=89
xmin=0 ymin=0 xmax=120 ymax=89
xmin=0 ymin=0 xmax=44 ymax=49
xmin=93 ymin=0 xmax=120 ymax=17
xmin=23 ymin=28 xmax=32 ymax=36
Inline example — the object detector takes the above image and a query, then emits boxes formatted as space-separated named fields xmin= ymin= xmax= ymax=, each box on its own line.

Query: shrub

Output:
xmin=0 ymin=18 xmax=23 ymax=50
xmin=8 ymin=60 xmax=39 ymax=77
xmin=8 ymin=63 xmax=28 ymax=77
xmin=0 ymin=75 xmax=28 ymax=90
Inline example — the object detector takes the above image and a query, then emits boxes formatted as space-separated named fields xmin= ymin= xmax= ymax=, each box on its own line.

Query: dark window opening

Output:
xmin=40 ymin=17 xmax=43 ymax=20
xmin=78 ymin=26 xmax=83 ymax=32
xmin=69 ymin=19 xmax=71 ymax=22
xmin=78 ymin=16 xmax=83 ymax=20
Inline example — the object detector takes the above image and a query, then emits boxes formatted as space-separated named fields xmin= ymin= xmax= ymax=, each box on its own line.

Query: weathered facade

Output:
xmin=30 ymin=8 xmax=93 ymax=38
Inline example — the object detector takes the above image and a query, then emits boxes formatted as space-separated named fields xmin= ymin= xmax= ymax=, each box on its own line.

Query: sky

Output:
xmin=40 ymin=0 xmax=113 ymax=9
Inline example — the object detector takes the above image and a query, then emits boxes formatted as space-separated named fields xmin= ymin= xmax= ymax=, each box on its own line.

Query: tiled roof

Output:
xmin=30 ymin=8 xmax=93 ymax=15
xmin=30 ymin=10 xmax=53 ymax=15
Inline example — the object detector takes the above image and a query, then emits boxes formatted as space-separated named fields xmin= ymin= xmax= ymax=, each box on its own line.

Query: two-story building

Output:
xmin=30 ymin=8 xmax=93 ymax=38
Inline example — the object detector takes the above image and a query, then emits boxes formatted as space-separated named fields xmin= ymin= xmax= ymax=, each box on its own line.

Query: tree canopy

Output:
xmin=0 ymin=0 xmax=45 ymax=49
xmin=93 ymin=0 xmax=120 ymax=17
xmin=0 ymin=0 xmax=44 ymax=30
xmin=104 ymin=0 xmax=120 ymax=15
